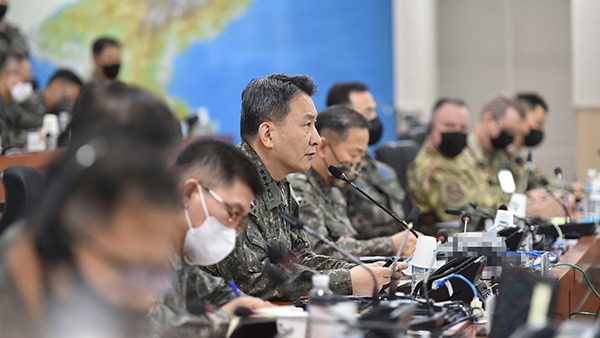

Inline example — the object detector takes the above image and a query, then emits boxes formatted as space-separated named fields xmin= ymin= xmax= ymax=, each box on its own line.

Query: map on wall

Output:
xmin=11 ymin=0 xmax=394 ymax=144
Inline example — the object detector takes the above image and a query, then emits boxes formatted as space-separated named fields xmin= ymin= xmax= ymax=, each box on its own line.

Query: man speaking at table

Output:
xmin=204 ymin=73 xmax=405 ymax=300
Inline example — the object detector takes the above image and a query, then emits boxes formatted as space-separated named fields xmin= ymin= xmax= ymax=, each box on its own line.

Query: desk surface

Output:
xmin=552 ymin=235 xmax=600 ymax=321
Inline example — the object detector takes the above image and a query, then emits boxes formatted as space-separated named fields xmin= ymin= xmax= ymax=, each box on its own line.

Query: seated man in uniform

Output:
xmin=289 ymin=106 xmax=417 ymax=260
xmin=327 ymin=82 xmax=408 ymax=238
xmin=0 ymin=53 xmax=48 ymax=150
xmin=204 ymin=73 xmax=406 ymax=300
xmin=464 ymin=95 xmax=574 ymax=219
xmin=464 ymin=95 xmax=526 ymax=197
xmin=147 ymin=138 xmax=274 ymax=338
xmin=513 ymin=92 xmax=583 ymax=200
xmin=407 ymin=98 xmax=504 ymax=235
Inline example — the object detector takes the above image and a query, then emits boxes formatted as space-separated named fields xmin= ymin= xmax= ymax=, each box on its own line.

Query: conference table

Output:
xmin=446 ymin=234 xmax=600 ymax=337
xmin=0 ymin=150 xmax=599 ymax=336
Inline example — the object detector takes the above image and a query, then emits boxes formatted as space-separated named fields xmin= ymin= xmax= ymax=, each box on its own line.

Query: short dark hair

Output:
xmin=431 ymin=97 xmax=469 ymax=119
xmin=316 ymin=105 xmax=369 ymax=141
xmin=69 ymin=82 xmax=181 ymax=149
xmin=480 ymin=95 xmax=524 ymax=120
xmin=48 ymin=69 xmax=84 ymax=87
xmin=92 ymin=37 xmax=120 ymax=55
xmin=31 ymin=133 xmax=181 ymax=265
xmin=326 ymin=82 xmax=369 ymax=107
xmin=240 ymin=73 xmax=317 ymax=141
xmin=515 ymin=92 xmax=548 ymax=114
xmin=0 ymin=53 xmax=19 ymax=74
xmin=175 ymin=138 xmax=264 ymax=196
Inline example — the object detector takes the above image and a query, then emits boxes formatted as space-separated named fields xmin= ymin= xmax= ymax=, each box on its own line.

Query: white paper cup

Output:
xmin=508 ymin=193 xmax=527 ymax=219
xmin=411 ymin=235 xmax=437 ymax=269
xmin=275 ymin=311 xmax=308 ymax=338
xmin=493 ymin=209 xmax=514 ymax=230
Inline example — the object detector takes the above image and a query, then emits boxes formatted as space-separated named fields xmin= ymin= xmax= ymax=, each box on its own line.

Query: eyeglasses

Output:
xmin=200 ymin=183 xmax=244 ymax=225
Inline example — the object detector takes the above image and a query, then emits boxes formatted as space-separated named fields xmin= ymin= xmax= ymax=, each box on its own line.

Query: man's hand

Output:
xmin=391 ymin=230 xmax=419 ymax=257
xmin=350 ymin=261 xmax=409 ymax=296
xmin=221 ymin=296 xmax=275 ymax=316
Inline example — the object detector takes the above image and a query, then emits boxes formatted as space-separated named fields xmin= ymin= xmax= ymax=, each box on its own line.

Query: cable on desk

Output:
xmin=435 ymin=274 xmax=479 ymax=299
xmin=520 ymin=250 xmax=557 ymax=268
xmin=550 ymin=263 xmax=600 ymax=300
xmin=569 ymin=311 xmax=597 ymax=318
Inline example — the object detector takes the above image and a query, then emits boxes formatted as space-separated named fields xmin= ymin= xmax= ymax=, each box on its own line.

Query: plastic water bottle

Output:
xmin=308 ymin=274 xmax=333 ymax=302
xmin=307 ymin=275 xmax=334 ymax=337
xmin=591 ymin=172 xmax=600 ymax=220
xmin=581 ymin=169 xmax=596 ymax=220
xmin=308 ymin=275 xmax=359 ymax=338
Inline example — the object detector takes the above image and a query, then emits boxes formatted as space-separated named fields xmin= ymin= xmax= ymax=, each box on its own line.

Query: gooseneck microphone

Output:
xmin=388 ymin=206 xmax=420 ymax=299
xmin=522 ymin=151 xmax=533 ymax=193
xmin=515 ymin=158 xmax=569 ymax=219
xmin=422 ymin=232 xmax=448 ymax=316
xmin=279 ymin=211 xmax=380 ymax=302
xmin=329 ymin=165 xmax=419 ymax=238
xmin=554 ymin=167 xmax=571 ymax=221
xmin=444 ymin=208 xmax=471 ymax=232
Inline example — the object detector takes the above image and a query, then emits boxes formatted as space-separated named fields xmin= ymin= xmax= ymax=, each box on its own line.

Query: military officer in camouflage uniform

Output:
xmin=147 ymin=138 xmax=274 ymax=338
xmin=204 ymin=74 xmax=406 ymax=300
xmin=407 ymin=98 xmax=502 ymax=235
xmin=0 ymin=54 xmax=46 ymax=150
xmin=0 ymin=1 xmax=29 ymax=59
xmin=464 ymin=95 xmax=525 ymax=198
xmin=289 ymin=106 xmax=417 ymax=259
xmin=464 ymin=95 xmax=571 ymax=219
xmin=327 ymin=82 xmax=407 ymax=238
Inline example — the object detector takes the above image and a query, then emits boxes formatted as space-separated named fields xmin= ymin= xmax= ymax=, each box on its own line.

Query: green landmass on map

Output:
xmin=36 ymin=0 xmax=252 ymax=118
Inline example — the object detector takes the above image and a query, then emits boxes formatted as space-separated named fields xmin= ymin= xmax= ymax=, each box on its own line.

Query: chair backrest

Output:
xmin=0 ymin=166 xmax=44 ymax=234
xmin=375 ymin=140 xmax=421 ymax=214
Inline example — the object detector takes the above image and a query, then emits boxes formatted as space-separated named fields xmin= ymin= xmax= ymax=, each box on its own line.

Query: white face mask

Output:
xmin=10 ymin=81 xmax=33 ymax=103
xmin=183 ymin=185 xmax=237 ymax=266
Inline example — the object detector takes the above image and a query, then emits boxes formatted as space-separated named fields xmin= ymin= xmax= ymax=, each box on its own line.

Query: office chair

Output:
xmin=375 ymin=139 xmax=421 ymax=214
xmin=0 ymin=166 xmax=44 ymax=235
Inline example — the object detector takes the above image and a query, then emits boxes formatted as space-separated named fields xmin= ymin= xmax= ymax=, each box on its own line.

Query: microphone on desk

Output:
xmin=522 ymin=151 xmax=533 ymax=193
xmin=514 ymin=158 xmax=570 ymax=218
xmin=469 ymin=202 xmax=496 ymax=219
xmin=388 ymin=206 xmax=420 ymax=299
xmin=444 ymin=208 xmax=471 ymax=232
xmin=329 ymin=165 xmax=419 ymax=238
xmin=418 ymin=232 xmax=448 ymax=316
xmin=279 ymin=211 xmax=380 ymax=302
xmin=554 ymin=167 xmax=571 ymax=221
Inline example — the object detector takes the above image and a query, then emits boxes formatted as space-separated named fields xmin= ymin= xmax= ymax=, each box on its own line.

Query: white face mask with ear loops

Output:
xmin=10 ymin=81 xmax=33 ymax=103
xmin=183 ymin=185 xmax=236 ymax=266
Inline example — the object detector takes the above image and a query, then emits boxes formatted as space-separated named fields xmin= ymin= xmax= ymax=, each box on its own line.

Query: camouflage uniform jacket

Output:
xmin=203 ymin=141 xmax=354 ymax=300
xmin=144 ymin=255 xmax=238 ymax=338
xmin=464 ymin=133 xmax=518 ymax=201
xmin=0 ymin=93 xmax=46 ymax=150
xmin=289 ymin=168 xmax=394 ymax=259
xmin=407 ymin=145 xmax=501 ymax=235
xmin=344 ymin=153 xmax=406 ymax=239
xmin=0 ymin=23 xmax=29 ymax=57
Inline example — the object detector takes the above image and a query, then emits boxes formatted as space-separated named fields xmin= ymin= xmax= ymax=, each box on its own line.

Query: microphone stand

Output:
xmin=530 ymin=171 xmax=571 ymax=221
xmin=522 ymin=151 xmax=532 ymax=193
xmin=388 ymin=222 xmax=412 ymax=300
xmin=555 ymin=169 xmax=571 ymax=222
xmin=279 ymin=212 xmax=380 ymax=304
xmin=329 ymin=166 xmax=419 ymax=238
